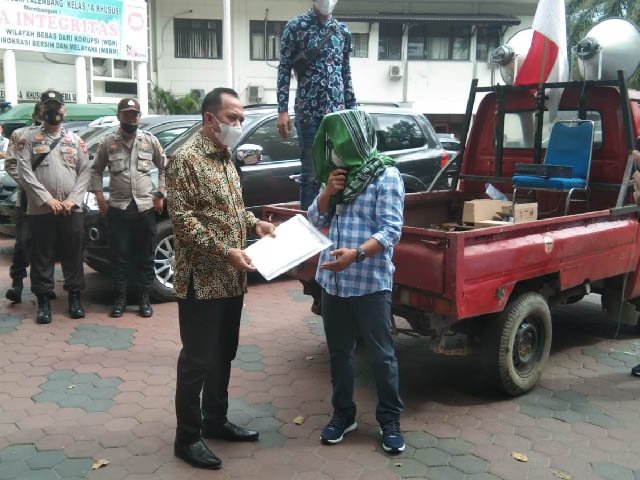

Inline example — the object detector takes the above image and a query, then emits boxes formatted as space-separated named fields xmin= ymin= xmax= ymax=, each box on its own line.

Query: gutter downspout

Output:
xmin=402 ymin=23 xmax=409 ymax=104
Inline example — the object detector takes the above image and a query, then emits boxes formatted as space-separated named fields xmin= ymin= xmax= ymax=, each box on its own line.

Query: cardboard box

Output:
xmin=501 ymin=203 xmax=538 ymax=223
xmin=462 ymin=200 xmax=511 ymax=224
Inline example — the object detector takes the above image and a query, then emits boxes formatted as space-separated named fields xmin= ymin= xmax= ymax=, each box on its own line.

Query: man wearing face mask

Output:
xmin=167 ymin=87 xmax=275 ymax=470
xmin=4 ymin=102 xmax=44 ymax=305
xmin=277 ymin=0 xmax=357 ymax=210
xmin=16 ymin=90 xmax=91 ymax=324
xmin=89 ymin=98 xmax=166 ymax=318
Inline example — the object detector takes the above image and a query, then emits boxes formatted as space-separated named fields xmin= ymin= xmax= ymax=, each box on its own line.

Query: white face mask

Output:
xmin=314 ymin=0 xmax=337 ymax=16
xmin=212 ymin=114 xmax=243 ymax=148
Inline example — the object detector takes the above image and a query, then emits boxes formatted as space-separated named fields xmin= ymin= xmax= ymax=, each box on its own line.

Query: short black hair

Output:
xmin=201 ymin=87 xmax=239 ymax=119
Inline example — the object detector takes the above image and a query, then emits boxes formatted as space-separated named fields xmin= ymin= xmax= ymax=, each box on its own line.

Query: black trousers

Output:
xmin=175 ymin=279 xmax=243 ymax=443
xmin=29 ymin=212 xmax=84 ymax=295
xmin=107 ymin=204 xmax=157 ymax=292
xmin=9 ymin=198 xmax=30 ymax=281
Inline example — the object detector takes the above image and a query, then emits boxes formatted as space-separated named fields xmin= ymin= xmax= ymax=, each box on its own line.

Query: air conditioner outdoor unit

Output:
xmin=389 ymin=65 xmax=403 ymax=80
xmin=248 ymin=85 xmax=264 ymax=103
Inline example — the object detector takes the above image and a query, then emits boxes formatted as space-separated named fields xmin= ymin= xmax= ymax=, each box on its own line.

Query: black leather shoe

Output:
xmin=174 ymin=438 xmax=221 ymax=470
xmin=138 ymin=292 xmax=153 ymax=318
xmin=110 ymin=291 xmax=126 ymax=318
xmin=5 ymin=278 xmax=23 ymax=304
xmin=36 ymin=295 xmax=52 ymax=324
xmin=68 ymin=291 xmax=85 ymax=319
xmin=632 ymin=364 xmax=640 ymax=377
xmin=202 ymin=421 xmax=259 ymax=442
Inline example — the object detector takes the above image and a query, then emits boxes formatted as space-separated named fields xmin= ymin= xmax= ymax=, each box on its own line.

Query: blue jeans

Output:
xmin=295 ymin=115 xmax=322 ymax=210
xmin=321 ymin=290 xmax=404 ymax=425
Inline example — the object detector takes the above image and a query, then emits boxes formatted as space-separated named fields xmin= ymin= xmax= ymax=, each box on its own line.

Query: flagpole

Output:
xmin=533 ymin=37 xmax=549 ymax=165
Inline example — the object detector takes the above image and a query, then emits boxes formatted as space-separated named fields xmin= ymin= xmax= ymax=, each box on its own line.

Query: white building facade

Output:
xmin=1 ymin=0 xmax=539 ymax=133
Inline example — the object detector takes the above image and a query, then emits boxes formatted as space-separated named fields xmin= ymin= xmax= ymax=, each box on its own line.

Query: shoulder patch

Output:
xmin=79 ymin=139 xmax=87 ymax=155
xmin=17 ymin=138 xmax=26 ymax=150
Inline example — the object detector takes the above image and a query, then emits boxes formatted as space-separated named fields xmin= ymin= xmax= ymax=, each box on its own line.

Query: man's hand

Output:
xmin=227 ymin=248 xmax=257 ymax=272
xmin=61 ymin=199 xmax=76 ymax=215
xmin=45 ymin=198 xmax=65 ymax=215
xmin=153 ymin=197 xmax=163 ymax=215
xmin=325 ymin=169 xmax=347 ymax=196
xmin=320 ymin=248 xmax=357 ymax=272
xmin=277 ymin=112 xmax=292 ymax=139
xmin=97 ymin=198 xmax=108 ymax=215
xmin=256 ymin=221 xmax=276 ymax=238
xmin=633 ymin=149 xmax=640 ymax=168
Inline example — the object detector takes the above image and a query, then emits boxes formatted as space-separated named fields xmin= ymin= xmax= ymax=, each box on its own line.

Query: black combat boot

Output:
xmin=5 ymin=278 xmax=23 ymax=304
xmin=68 ymin=291 xmax=85 ymax=319
xmin=110 ymin=290 xmax=126 ymax=318
xmin=36 ymin=295 xmax=52 ymax=324
xmin=138 ymin=291 xmax=153 ymax=318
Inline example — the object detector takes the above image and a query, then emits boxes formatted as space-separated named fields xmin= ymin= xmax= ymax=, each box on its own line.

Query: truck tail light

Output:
xmin=440 ymin=151 xmax=449 ymax=168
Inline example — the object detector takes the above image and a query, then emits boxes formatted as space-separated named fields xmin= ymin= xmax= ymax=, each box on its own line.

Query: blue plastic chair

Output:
xmin=512 ymin=120 xmax=595 ymax=215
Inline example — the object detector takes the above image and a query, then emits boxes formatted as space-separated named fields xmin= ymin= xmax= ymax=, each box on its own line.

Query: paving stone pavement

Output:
xmin=2 ymin=238 xmax=640 ymax=479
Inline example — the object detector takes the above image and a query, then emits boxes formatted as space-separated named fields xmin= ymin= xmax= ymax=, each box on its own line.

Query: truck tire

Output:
xmin=150 ymin=219 xmax=175 ymax=302
xmin=485 ymin=292 xmax=552 ymax=396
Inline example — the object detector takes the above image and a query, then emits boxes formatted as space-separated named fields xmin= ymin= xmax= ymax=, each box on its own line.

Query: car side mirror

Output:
xmin=236 ymin=144 xmax=263 ymax=166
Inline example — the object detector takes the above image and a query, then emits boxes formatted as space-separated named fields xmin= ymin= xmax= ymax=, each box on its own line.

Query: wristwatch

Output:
xmin=355 ymin=246 xmax=366 ymax=263
xmin=152 ymin=191 xmax=165 ymax=200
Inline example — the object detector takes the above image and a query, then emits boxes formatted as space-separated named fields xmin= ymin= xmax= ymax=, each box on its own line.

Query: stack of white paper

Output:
xmin=245 ymin=214 xmax=332 ymax=281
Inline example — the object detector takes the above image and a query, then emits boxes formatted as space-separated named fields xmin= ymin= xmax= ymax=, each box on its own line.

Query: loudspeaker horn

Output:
xmin=490 ymin=28 xmax=533 ymax=85
xmin=575 ymin=18 xmax=640 ymax=81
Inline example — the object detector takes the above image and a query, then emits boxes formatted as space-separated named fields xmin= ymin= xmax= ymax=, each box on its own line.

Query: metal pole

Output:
xmin=223 ymin=0 xmax=233 ymax=88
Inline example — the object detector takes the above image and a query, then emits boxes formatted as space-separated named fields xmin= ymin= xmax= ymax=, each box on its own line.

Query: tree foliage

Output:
xmin=149 ymin=85 xmax=200 ymax=114
xmin=567 ymin=0 xmax=640 ymax=88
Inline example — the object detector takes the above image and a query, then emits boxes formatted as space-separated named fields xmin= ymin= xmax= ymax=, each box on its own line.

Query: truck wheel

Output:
xmin=150 ymin=219 xmax=175 ymax=302
xmin=485 ymin=292 xmax=552 ymax=396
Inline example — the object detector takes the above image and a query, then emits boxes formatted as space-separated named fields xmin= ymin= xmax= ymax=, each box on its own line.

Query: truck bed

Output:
xmin=264 ymin=191 xmax=640 ymax=323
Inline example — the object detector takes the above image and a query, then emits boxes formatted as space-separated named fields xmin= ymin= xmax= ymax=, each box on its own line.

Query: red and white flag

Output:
xmin=514 ymin=0 xmax=568 ymax=87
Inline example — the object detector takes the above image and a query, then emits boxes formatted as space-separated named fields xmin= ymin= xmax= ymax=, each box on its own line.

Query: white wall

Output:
xmin=151 ymin=0 xmax=535 ymax=114
xmin=0 ymin=0 xmax=536 ymax=115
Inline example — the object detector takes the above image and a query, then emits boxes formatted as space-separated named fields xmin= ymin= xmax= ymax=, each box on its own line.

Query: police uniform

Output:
xmin=4 ymin=125 xmax=37 ymax=303
xmin=16 ymin=116 xmax=91 ymax=321
xmin=89 ymin=120 xmax=166 ymax=316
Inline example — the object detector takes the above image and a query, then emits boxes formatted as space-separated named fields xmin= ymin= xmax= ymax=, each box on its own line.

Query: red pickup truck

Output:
xmin=264 ymin=76 xmax=640 ymax=397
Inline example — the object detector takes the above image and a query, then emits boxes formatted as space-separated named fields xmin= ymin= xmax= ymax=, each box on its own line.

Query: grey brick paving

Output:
xmin=228 ymin=398 xmax=285 ymax=447
xmin=516 ymin=388 xmax=623 ymax=428
xmin=0 ymin=444 xmax=92 ymax=479
xmin=32 ymin=369 xmax=122 ymax=413
xmin=68 ymin=324 xmax=135 ymax=350
xmin=232 ymin=344 xmax=264 ymax=371
xmin=0 ymin=315 xmax=23 ymax=334
xmin=592 ymin=462 xmax=635 ymax=480
xmin=303 ymin=314 xmax=325 ymax=336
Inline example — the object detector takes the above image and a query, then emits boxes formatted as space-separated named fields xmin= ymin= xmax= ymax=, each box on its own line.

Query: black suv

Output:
xmin=83 ymin=105 xmax=456 ymax=301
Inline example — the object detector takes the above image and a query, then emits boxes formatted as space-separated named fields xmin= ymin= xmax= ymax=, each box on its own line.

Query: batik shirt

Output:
xmin=308 ymin=167 xmax=404 ymax=297
xmin=166 ymin=131 xmax=260 ymax=300
xmin=277 ymin=9 xmax=357 ymax=119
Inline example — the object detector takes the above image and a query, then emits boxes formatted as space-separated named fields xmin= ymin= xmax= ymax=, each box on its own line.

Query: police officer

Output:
xmin=4 ymin=102 xmax=42 ymax=304
xmin=16 ymin=90 xmax=91 ymax=324
xmin=89 ymin=98 xmax=166 ymax=318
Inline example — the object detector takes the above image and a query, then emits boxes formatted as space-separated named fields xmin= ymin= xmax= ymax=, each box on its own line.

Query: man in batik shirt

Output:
xmin=167 ymin=87 xmax=275 ymax=470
